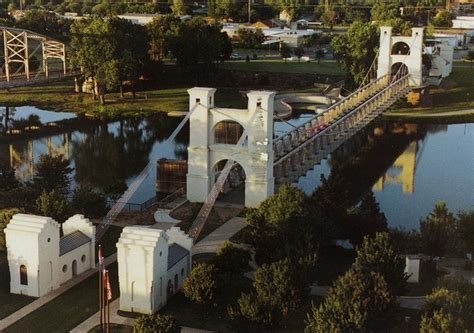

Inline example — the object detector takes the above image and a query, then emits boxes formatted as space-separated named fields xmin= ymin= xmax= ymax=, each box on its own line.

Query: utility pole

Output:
xmin=248 ymin=0 xmax=252 ymax=24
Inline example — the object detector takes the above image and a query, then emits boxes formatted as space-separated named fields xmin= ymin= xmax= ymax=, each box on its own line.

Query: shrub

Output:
xmin=133 ymin=314 xmax=179 ymax=333
xmin=183 ymin=263 xmax=218 ymax=305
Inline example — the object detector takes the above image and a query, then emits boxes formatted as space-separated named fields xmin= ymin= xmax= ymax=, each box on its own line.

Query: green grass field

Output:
xmin=0 ymin=81 xmax=244 ymax=118
xmin=2 ymin=226 xmax=123 ymax=332
xmin=385 ymin=67 xmax=474 ymax=120
xmin=221 ymin=59 xmax=346 ymax=76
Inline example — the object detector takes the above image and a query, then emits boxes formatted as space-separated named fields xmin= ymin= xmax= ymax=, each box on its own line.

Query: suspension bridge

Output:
xmin=90 ymin=27 xmax=422 ymax=242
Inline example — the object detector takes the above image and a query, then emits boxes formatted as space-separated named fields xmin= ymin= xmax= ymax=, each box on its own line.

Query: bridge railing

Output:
xmin=273 ymin=74 xmax=410 ymax=165
xmin=273 ymin=74 xmax=391 ymax=160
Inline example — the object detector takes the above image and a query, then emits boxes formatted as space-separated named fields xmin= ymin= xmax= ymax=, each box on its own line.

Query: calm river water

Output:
xmin=1 ymin=106 xmax=473 ymax=230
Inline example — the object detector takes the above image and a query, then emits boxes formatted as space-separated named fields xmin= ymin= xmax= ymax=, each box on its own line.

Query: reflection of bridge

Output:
xmin=0 ymin=26 xmax=76 ymax=89
xmin=5 ymin=134 xmax=70 ymax=180
xmin=373 ymin=141 xmax=417 ymax=193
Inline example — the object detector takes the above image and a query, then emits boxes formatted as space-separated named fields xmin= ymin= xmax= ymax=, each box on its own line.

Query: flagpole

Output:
xmin=98 ymin=245 xmax=103 ymax=332
xmin=106 ymin=270 xmax=110 ymax=333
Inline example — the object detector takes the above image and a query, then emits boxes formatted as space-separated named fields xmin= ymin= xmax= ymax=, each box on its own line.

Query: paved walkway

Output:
xmin=0 ymin=254 xmax=117 ymax=332
xmin=71 ymin=297 xmax=214 ymax=332
xmin=308 ymin=284 xmax=426 ymax=310
xmin=193 ymin=217 xmax=246 ymax=255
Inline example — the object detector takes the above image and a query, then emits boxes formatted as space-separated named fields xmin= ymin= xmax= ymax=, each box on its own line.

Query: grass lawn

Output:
xmin=385 ymin=67 xmax=474 ymax=120
xmin=0 ymin=80 xmax=244 ymax=118
xmin=1 ymin=225 xmax=122 ymax=332
xmin=4 ymin=261 xmax=120 ymax=333
xmin=221 ymin=59 xmax=346 ymax=76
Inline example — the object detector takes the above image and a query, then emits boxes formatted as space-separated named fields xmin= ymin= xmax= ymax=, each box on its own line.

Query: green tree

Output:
xmin=35 ymin=189 xmax=69 ymax=222
xmin=245 ymin=185 xmax=325 ymax=264
xmin=279 ymin=0 xmax=301 ymax=22
xmin=465 ymin=49 xmax=474 ymax=68
xmin=133 ymin=313 xmax=179 ymax=333
xmin=228 ymin=292 xmax=281 ymax=331
xmin=305 ymin=269 xmax=398 ymax=332
xmin=354 ymin=232 xmax=407 ymax=295
xmin=279 ymin=43 xmax=292 ymax=62
xmin=183 ymin=263 xmax=218 ymax=305
xmin=0 ymin=208 xmax=21 ymax=250
xmin=171 ymin=0 xmax=186 ymax=16
xmin=147 ymin=15 xmax=181 ymax=62
xmin=420 ymin=288 xmax=473 ymax=332
xmin=70 ymin=18 xmax=118 ymax=104
xmin=370 ymin=2 xmax=397 ymax=22
xmin=343 ymin=191 xmax=388 ymax=247
xmin=458 ymin=210 xmax=474 ymax=255
xmin=432 ymin=10 xmax=454 ymax=27
xmin=33 ymin=154 xmax=73 ymax=195
xmin=253 ymin=258 xmax=308 ymax=315
xmin=257 ymin=185 xmax=304 ymax=226
xmin=420 ymin=201 xmax=457 ymax=258
xmin=315 ymin=48 xmax=325 ymax=64
xmin=237 ymin=28 xmax=265 ymax=49
xmin=0 ymin=167 xmax=19 ymax=192
xmin=168 ymin=18 xmax=232 ymax=78
xmin=70 ymin=185 xmax=107 ymax=218
xmin=321 ymin=9 xmax=337 ymax=30
xmin=294 ymin=46 xmax=304 ymax=61
xmin=213 ymin=241 xmax=250 ymax=276
xmin=331 ymin=21 xmax=378 ymax=85
xmin=109 ymin=18 xmax=149 ymax=98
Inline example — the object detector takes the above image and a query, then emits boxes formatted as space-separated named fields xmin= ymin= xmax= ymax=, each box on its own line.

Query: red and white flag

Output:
xmin=98 ymin=245 xmax=104 ymax=269
xmin=105 ymin=270 xmax=112 ymax=301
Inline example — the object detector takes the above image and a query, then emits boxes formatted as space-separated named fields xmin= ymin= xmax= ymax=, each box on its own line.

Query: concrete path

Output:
xmin=71 ymin=297 xmax=214 ymax=333
xmin=0 ymin=254 xmax=117 ymax=332
xmin=70 ymin=298 xmax=132 ymax=333
xmin=308 ymin=284 xmax=426 ymax=310
xmin=192 ymin=217 xmax=246 ymax=255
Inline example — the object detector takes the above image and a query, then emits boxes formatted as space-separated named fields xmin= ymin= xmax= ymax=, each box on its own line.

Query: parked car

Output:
xmin=230 ymin=53 xmax=243 ymax=60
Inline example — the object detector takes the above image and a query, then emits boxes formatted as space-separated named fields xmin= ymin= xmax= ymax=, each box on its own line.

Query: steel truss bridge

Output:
xmin=0 ymin=26 xmax=75 ymax=89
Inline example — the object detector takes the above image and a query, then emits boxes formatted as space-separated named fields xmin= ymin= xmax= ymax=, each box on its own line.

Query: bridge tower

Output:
xmin=377 ymin=26 xmax=424 ymax=86
xmin=186 ymin=88 xmax=276 ymax=207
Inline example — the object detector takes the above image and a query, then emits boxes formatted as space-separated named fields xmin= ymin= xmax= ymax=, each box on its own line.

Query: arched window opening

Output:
xmin=391 ymin=63 xmax=409 ymax=78
xmin=174 ymin=274 xmax=179 ymax=289
xmin=391 ymin=42 xmax=410 ymax=55
xmin=20 ymin=265 xmax=28 ymax=285
xmin=213 ymin=120 xmax=244 ymax=145
xmin=212 ymin=160 xmax=246 ymax=205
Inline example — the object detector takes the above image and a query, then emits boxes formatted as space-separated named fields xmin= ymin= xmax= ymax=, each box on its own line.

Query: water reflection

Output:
xmin=0 ymin=113 xmax=187 ymax=203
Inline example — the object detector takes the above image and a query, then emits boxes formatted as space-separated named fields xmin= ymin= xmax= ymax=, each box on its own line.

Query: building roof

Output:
xmin=60 ymin=231 xmax=91 ymax=256
xmin=167 ymin=243 xmax=189 ymax=270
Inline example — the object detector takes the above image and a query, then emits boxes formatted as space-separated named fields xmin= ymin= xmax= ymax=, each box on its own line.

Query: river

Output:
xmin=1 ymin=106 xmax=473 ymax=229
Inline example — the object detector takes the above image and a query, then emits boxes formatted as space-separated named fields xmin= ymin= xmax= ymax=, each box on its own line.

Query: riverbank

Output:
xmin=384 ymin=67 xmax=474 ymax=122
xmin=0 ymin=80 xmax=245 ymax=118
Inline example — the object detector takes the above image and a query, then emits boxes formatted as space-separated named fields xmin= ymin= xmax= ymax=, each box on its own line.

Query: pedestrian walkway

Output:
xmin=308 ymin=284 xmax=426 ymax=310
xmin=192 ymin=217 xmax=246 ymax=255
xmin=71 ymin=297 xmax=215 ymax=332
xmin=70 ymin=299 xmax=132 ymax=333
xmin=0 ymin=254 xmax=117 ymax=332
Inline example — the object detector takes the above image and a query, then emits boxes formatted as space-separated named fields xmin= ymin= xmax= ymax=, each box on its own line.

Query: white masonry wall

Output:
xmin=186 ymin=88 xmax=276 ymax=207
xmin=58 ymin=243 xmax=93 ymax=285
xmin=5 ymin=214 xmax=61 ymax=297
xmin=117 ymin=226 xmax=169 ymax=314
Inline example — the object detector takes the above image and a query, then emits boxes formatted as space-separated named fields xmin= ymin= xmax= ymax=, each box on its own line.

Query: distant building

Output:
xmin=425 ymin=39 xmax=454 ymax=79
xmin=117 ymin=226 xmax=192 ymax=314
xmin=447 ymin=0 xmax=474 ymax=10
xmin=222 ymin=23 xmax=320 ymax=47
xmin=452 ymin=16 xmax=474 ymax=29
xmin=117 ymin=13 xmax=192 ymax=25
xmin=5 ymin=214 xmax=95 ymax=297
